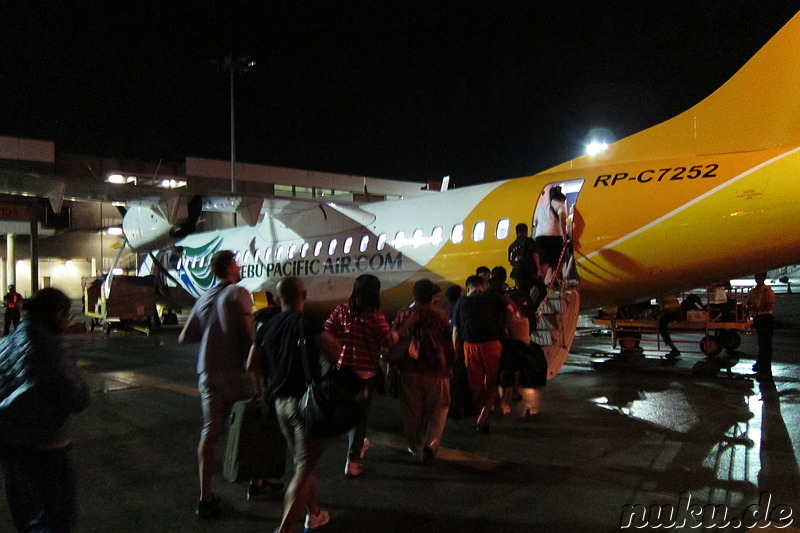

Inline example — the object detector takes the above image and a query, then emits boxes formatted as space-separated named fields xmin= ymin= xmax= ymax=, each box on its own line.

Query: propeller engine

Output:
xmin=122 ymin=195 xmax=203 ymax=251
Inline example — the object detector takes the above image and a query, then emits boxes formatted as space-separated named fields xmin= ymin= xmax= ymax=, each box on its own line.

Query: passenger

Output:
xmin=747 ymin=272 xmax=775 ymax=378
xmin=246 ymin=295 xmax=287 ymax=500
xmin=534 ymin=185 xmax=568 ymax=285
xmin=442 ymin=284 xmax=463 ymax=324
xmin=392 ymin=280 xmax=455 ymax=464
xmin=247 ymin=277 xmax=341 ymax=533
xmin=451 ymin=275 xmax=511 ymax=433
xmin=476 ymin=266 xmax=491 ymax=283
xmin=3 ymin=284 xmax=22 ymax=336
xmin=507 ymin=223 xmax=539 ymax=295
xmin=178 ymin=250 xmax=255 ymax=518
xmin=657 ymin=294 xmax=682 ymax=359
xmin=324 ymin=274 xmax=398 ymax=477
xmin=488 ymin=266 xmax=510 ymax=295
xmin=498 ymin=297 xmax=529 ymax=414
xmin=0 ymin=288 xmax=91 ymax=533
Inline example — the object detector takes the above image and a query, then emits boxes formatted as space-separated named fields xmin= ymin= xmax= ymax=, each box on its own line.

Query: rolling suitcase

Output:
xmin=223 ymin=398 xmax=286 ymax=482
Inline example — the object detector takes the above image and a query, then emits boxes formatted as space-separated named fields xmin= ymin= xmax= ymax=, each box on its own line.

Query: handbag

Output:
xmin=298 ymin=315 xmax=363 ymax=438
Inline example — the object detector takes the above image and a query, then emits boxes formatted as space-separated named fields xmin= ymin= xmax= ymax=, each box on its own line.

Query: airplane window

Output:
xmin=473 ymin=221 xmax=486 ymax=242
xmin=394 ymin=231 xmax=405 ymax=249
xmin=343 ymin=236 xmax=353 ymax=254
xmin=254 ymin=248 xmax=262 ymax=262
xmin=234 ymin=251 xmax=242 ymax=263
xmin=451 ymin=224 xmax=464 ymax=244
xmin=328 ymin=239 xmax=338 ymax=256
xmin=314 ymin=241 xmax=323 ymax=257
xmin=265 ymin=247 xmax=273 ymax=261
xmin=496 ymin=218 xmax=510 ymax=240
xmin=431 ymin=226 xmax=443 ymax=246
xmin=301 ymin=242 xmax=309 ymax=258
xmin=412 ymin=229 xmax=424 ymax=248
xmin=360 ymin=235 xmax=369 ymax=252
xmin=243 ymin=250 xmax=252 ymax=263
xmin=377 ymin=233 xmax=387 ymax=251
xmin=276 ymin=246 xmax=285 ymax=260
xmin=288 ymin=244 xmax=297 ymax=259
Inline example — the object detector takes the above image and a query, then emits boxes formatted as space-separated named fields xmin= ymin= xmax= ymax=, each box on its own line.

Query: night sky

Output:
xmin=2 ymin=2 xmax=799 ymax=187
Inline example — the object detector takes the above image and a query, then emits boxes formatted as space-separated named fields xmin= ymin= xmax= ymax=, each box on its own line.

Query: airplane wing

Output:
xmin=0 ymin=168 xmax=173 ymax=213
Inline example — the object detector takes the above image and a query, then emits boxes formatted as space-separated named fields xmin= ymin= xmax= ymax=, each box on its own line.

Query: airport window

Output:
xmin=412 ymin=229 xmax=424 ymax=248
xmin=431 ymin=226 xmax=443 ymax=246
xmin=496 ymin=219 xmax=510 ymax=240
xmin=294 ymin=186 xmax=314 ymax=200
xmin=394 ymin=231 xmax=405 ymax=249
xmin=288 ymin=244 xmax=297 ymax=259
xmin=276 ymin=246 xmax=284 ymax=260
xmin=314 ymin=241 xmax=323 ymax=257
xmin=328 ymin=239 xmax=338 ymax=256
xmin=377 ymin=233 xmax=387 ymax=251
xmin=473 ymin=221 xmax=486 ymax=242
xmin=451 ymin=224 xmax=464 ymax=244
xmin=274 ymin=184 xmax=293 ymax=198
xmin=343 ymin=236 xmax=353 ymax=254
xmin=360 ymin=235 xmax=369 ymax=252
xmin=301 ymin=242 xmax=310 ymax=258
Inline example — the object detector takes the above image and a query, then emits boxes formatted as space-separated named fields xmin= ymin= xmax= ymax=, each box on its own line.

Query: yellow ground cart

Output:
xmin=593 ymin=288 xmax=752 ymax=376
xmin=84 ymin=275 xmax=161 ymax=335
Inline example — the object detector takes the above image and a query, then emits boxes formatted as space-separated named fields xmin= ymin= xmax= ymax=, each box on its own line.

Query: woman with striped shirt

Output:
xmin=325 ymin=274 xmax=398 ymax=477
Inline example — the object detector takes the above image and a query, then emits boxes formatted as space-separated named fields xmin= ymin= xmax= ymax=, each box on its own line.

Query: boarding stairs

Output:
xmin=530 ymin=240 xmax=581 ymax=378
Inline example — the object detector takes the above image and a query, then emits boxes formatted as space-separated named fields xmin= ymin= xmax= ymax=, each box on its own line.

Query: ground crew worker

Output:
xmin=3 ymin=284 xmax=22 ymax=336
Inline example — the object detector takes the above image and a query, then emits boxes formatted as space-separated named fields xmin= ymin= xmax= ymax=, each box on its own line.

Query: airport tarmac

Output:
xmin=1 ymin=299 xmax=799 ymax=532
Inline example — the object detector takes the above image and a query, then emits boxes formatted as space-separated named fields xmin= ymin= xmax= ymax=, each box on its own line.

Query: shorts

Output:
xmin=535 ymin=235 xmax=564 ymax=267
xmin=463 ymin=340 xmax=502 ymax=392
xmin=199 ymin=371 xmax=246 ymax=443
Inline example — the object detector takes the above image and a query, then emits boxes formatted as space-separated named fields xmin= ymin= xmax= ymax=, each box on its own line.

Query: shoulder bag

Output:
xmin=298 ymin=315 xmax=363 ymax=438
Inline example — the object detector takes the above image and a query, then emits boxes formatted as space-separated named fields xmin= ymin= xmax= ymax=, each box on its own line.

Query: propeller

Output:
xmin=169 ymin=195 xmax=203 ymax=239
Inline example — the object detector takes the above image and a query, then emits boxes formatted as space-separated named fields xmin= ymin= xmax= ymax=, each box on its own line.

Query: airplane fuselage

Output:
xmin=169 ymin=144 xmax=800 ymax=319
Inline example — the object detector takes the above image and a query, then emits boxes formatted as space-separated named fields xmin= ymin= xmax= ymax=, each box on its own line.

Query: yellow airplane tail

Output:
xmin=548 ymin=11 xmax=800 ymax=171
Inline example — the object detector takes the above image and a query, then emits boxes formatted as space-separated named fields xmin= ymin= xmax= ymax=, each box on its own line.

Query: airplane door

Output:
xmin=531 ymin=179 xmax=584 ymax=284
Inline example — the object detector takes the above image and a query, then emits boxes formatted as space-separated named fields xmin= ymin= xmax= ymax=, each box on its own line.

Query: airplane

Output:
xmin=9 ymin=11 xmax=800 ymax=379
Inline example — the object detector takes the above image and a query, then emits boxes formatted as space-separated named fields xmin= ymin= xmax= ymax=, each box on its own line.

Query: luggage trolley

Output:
xmin=593 ymin=287 xmax=751 ymax=376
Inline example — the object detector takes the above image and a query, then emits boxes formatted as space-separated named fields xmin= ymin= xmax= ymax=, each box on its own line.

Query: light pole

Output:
xmin=213 ymin=54 xmax=255 ymax=206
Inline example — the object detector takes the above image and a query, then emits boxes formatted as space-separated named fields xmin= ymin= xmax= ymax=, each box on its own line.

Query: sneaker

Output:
xmin=344 ymin=460 xmax=363 ymax=477
xmin=247 ymin=480 xmax=284 ymax=500
xmin=304 ymin=509 xmax=330 ymax=531
xmin=196 ymin=496 xmax=222 ymax=519
xmin=359 ymin=437 xmax=370 ymax=460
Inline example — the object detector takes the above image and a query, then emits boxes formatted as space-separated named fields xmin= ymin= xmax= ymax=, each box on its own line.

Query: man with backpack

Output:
xmin=508 ymin=223 xmax=539 ymax=294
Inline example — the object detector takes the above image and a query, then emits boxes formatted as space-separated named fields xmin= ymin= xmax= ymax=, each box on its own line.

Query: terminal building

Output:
xmin=0 ymin=135 xmax=431 ymax=300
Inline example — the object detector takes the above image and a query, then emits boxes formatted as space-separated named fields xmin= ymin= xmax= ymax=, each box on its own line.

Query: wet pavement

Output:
xmin=1 ymin=299 xmax=799 ymax=532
